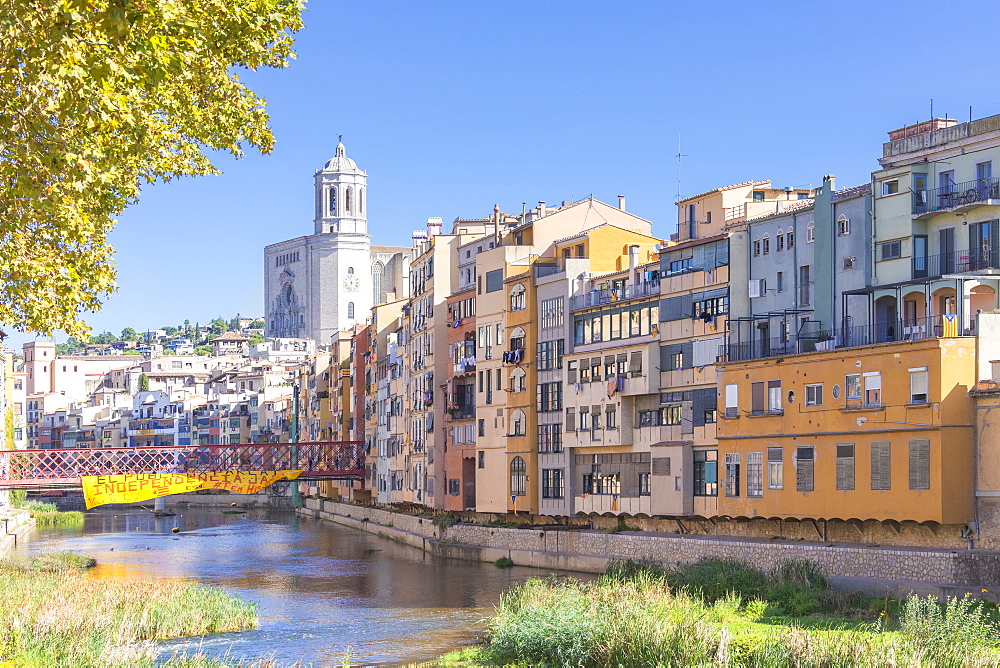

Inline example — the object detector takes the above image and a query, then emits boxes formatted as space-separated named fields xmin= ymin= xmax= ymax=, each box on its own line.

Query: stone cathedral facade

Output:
xmin=264 ymin=141 xmax=409 ymax=344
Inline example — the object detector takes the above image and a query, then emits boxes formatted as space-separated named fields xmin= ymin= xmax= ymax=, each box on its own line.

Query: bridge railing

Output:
xmin=0 ymin=441 xmax=364 ymax=487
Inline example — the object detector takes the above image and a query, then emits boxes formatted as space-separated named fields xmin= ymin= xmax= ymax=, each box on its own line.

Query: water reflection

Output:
xmin=20 ymin=508 xmax=588 ymax=665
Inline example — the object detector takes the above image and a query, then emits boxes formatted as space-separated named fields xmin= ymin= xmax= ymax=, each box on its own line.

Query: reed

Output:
xmin=0 ymin=552 xmax=259 ymax=666
xmin=455 ymin=560 xmax=1000 ymax=667
xmin=18 ymin=499 xmax=85 ymax=526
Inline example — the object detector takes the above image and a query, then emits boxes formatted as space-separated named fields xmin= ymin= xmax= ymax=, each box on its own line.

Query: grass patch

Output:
xmin=14 ymin=499 xmax=85 ymax=526
xmin=452 ymin=559 xmax=1000 ymax=667
xmin=0 ymin=551 xmax=258 ymax=665
xmin=432 ymin=515 xmax=458 ymax=531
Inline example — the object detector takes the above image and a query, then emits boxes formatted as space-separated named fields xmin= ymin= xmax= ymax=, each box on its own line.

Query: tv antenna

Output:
xmin=675 ymin=136 xmax=687 ymax=203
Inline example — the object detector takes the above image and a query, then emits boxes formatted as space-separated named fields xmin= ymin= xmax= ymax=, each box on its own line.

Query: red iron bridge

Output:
xmin=0 ymin=441 xmax=365 ymax=489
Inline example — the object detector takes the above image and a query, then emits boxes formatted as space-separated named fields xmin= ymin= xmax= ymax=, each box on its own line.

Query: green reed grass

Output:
xmin=0 ymin=552 xmax=259 ymax=666
xmin=15 ymin=499 xmax=85 ymax=526
xmin=458 ymin=562 xmax=1000 ymax=667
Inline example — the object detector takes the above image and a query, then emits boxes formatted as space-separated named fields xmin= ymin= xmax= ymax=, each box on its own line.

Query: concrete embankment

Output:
xmin=299 ymin=498 xmax=1000 ymax=600
xmin=0 ymin=508 xmax=34 ymax=556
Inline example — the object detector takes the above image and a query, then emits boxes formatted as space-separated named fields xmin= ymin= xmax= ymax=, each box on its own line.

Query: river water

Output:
xmin=19 ymin=507 xmax=582 ymax=666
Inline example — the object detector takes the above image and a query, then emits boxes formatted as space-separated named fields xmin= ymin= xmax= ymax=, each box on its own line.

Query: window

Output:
xmin=536 ymin=340 xmax=565 ymax=371
xmin=693 ymin=450 xmax=718 ymax=496
xmin=768 ymin=380 xmax=782 ymax=413
xmin=538 ymin=424 xmax=563 ymax=453
xmin=565 ymin=408 xmax=575 ymax=432
xmin=448 ymin=479 xmax=460 ymax=496
xmin=536 ymin=382 xmax=562 ymax=412
xmin=542 ymin=469 xmax=565 ymax=498
xmin=776 ymin=271 xmax=783 ymax=292
xmin=668 ymin=258 xmax=692 ymax=274
xmin=767 ymin=447 xmax=783 ymax=489
xmin=846 ymin=374 xmax=861 ymax=400
xmin=638 ymin=472 xmax=651 ymax=496
xmin=485 ymin=269 xmax=503 ymax=293
xmin=347 ymin=266 xmax=355 ymax=274
xmin=796 ymin=446 xmax=814 ymax=492
xmin=747 ymin=452 xmax=763 ymax=497
xmin=787 ymin=227 xmax=795 ymax=249
xmin=879 ymin=240 xmax=902 ymax=261
xmin=661 ymin=405 xmax=682 ymax=425
xmin=540 ymin=298 xmax=564 ymax=328
xmin=328 ymin=187 xmax=337 ymax=215
xmin=882 ymin=179 xmax=899 ymax=196
xmin=838 ymin=215 xmax=851 ymax=236
xmin=836 ymin=444 xmax=855 ymax=490
xmin=605 ymin=405 xmax=617 ymax=429
xmin=909 ymin=439 xmax=930 ymax=490
xmin=724 ymin=453 xmax=742 ymax=497
xmin=753 ymin=236 xmax=761 ymax=257
xmin=805 ymin=383 xmax=823 ymax=406
xmin=752 ymin=190 xmax=765 ymax=202
xmin=806 ymin=221 xmax=815 ymax=243
xmin=762 ymin=234 xmax=770 ymax=255
xmin=510 ymin=285 xmax=526 ymax=311
xmin=843 ymin=256 xmax=856 ymax=270
xmin=751 ymin=381 xmax=765 ymax=415
xmin=510 ymin=410 xmax=525 ymax=436
xmin=347 ymin=302 xmax=355 ymax=319
xmin=864 ymin=372 xmax=882 ymax=406
xmin=578 ymin=406 xmax=590 ymax=431
xmin=909 ymin=367 xmax=929 ymax=403
xmin=510 ymin=456 xmax=527 ymax=496
xmin=871 ymin=441 xmax=891 ymax=490
xmin=724 ymin=384 xmax=738 ymax=418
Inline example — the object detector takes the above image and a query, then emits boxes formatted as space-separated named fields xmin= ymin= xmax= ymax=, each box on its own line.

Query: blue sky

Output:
xmin=12 ymin=0 xmax=1000 ymax=347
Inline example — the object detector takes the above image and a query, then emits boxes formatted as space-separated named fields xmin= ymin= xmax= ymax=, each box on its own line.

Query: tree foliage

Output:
xmin=137 ymin=372 xmax=149 ymax=392
xmin=0 ymin=0 xmax=304 ymax=338
xmin=119 ymin=326 xmax=137 ymax=341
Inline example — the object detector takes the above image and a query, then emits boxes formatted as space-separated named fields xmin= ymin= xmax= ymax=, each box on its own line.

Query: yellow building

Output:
xmin=717 ymin=336 xmax=980 ymax=525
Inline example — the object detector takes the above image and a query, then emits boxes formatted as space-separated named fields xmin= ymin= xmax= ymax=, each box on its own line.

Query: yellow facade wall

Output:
xmin=717 ymin=338 xmax=976 ymax=524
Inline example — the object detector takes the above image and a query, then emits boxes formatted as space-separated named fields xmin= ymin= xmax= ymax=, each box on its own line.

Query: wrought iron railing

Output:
xmin=913 ymin=177 xmax=1000 ymax=214
xmin=913 ymin=246 xmax=1000 ymax=278
xmin=570 ymin=281 xmax=659 ymax=310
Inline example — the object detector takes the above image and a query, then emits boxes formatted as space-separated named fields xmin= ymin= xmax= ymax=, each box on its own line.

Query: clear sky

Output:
xmin=10 ymin=0 xmax=1000 ymax=348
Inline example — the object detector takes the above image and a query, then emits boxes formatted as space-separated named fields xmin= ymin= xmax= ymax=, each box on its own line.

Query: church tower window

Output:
xmin=346 ymin=187 xmax=353 ymax=214
xmin=328 ymin=187 xmax=337 ymax=216
xmin=372 ymin=262 xmax=384 ymax=304
xmin=348 ymin=266 xmax=355 ymax=274
xmin=359 ymin=187 xmax=364 ymax=214
xmin=347 ymin=302 xmax=355 ymax=319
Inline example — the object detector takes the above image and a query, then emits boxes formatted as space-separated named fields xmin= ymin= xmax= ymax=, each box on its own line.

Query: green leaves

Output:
xmin=0 ymin=0 xmax=304 ymax=338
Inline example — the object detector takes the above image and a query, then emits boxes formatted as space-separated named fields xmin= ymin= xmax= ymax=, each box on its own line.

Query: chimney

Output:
xmin=992 ymin=360 xmax=1000 ymax=381
xmin=411 ymin=230 xmax=427 ymax=248
xmin=628 ymin=244 xmax=641 ymax=276
xmin=426 ymin=217 xmax=443 ymax=237
xmin=618 ymin=195 xmax=626 ymax=211
xmin=784 ymin=186 xmax=793 ymax=200
xmin=537 ymin=201 xmax=546 ymax=218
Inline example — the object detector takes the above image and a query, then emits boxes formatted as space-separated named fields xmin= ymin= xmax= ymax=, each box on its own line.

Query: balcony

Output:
xmin=913 ymin=246 xmax=1000 ymax=278
xmin=570 ymin=281 xmax=659 ymax=310
xmin=448 ymin=405 xmax=476 ymax=420
xmin=913 ymin=178 xmax=1000 ymax=217
xmin=723 ymin=314 xmax=962 ymax=363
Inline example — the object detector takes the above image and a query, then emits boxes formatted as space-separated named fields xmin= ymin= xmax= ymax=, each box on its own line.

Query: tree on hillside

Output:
xmin=208 ymin=318 xmax=227 ymax=336
xmin=138 ymin=373 xmax=149 ymax=392
xmin=90 ymin=331 xmax=116 ymax=345
xmin=249 ymin=320 xmax=265 ymax=330
xmin=0 ymin=2 xmax=304 ymax=339
xmin=163 ymin=326 xmax=178 ymax=336
xmin=229 ymin=316 xmax=242 ymax=332
xmin=183 ymin=319 xmax=191 ymax=336
xmin=120 ymin=327 xmax=138 ymax=341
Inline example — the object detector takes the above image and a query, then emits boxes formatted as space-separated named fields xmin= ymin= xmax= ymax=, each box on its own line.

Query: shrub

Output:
xmin=774 ymin=558 xmax=830 ymax=590
xmin=494 ymin=557 xmax=514 ymax=569
xmin=432 ymin=515 xmax=457 ymax=531
xmin=667 ymin=558 xmax=770 ymax=603
xmin=604 ymin=559 xmax=668 ymax=581
xmin=900 ymin=594 xmax=999 ymax=653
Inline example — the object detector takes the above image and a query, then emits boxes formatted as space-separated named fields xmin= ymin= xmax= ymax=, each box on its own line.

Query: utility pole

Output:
xmin=290 ymin=380 xmax=302 ymax=509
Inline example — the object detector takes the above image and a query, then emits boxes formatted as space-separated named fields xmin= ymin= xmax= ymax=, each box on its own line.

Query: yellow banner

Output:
xmin=81 ymin=470 xmax=302 ymax=509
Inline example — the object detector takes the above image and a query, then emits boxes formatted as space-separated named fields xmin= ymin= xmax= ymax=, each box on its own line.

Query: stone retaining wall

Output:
xmin=0 ymin=508 xmax=34 ymax=557
xmin=302 ymin=499 xmax=1000 ymax=597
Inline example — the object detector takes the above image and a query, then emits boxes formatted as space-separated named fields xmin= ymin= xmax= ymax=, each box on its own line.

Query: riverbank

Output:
xmin=301 ymin=498 xmax=1000 ymax=599
xmin=0 ymin=506 xmax=34 ymax=556
xmin=0 ymin=550 xmax=258 ymax=665
xmin=438 ymin=560 xmax=1000 ymax=667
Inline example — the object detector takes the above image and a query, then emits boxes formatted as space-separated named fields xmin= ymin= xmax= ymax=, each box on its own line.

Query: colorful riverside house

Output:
xmin=673 ymin=180 xmax=817 ymax=243
xmin=444 ymin=281 xmax=477 ymax=511
xmin=716 ymin=317 xmax=1000 ymax=533
xmin=474 ymin=198 xmax=656 ymax=515
xmin=652 ymin=232 xmax=731 ymax=519
xmin=862 ymin=115 xmax=1000 ymax=343
xmin=562 ymin=231 xmax=662 ymax=517
xmin=371 ymin=298 xmax=407 ymax=506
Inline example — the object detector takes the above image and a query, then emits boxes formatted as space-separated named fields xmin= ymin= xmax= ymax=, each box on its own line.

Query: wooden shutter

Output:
xmin=836 ymin=444 xmax=855 ymax=490
xmin=871 ymin=441 xmax=891 ymax=490
xmin=909 ymin=439 xmax=930 ymax=489
xmin=567 ymin=362 xmax=578 ymax=384
xmin=796 ymin=446 xmax=814 ymax=492
xmin=751 ymin=382 xmax=765 ymax=413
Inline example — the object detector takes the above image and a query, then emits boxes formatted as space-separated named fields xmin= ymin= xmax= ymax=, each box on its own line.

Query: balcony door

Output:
xmin=939 ymin=228 xmax=955 ymax=274
xmin=970 ymin=220 xmax=999 ymax=271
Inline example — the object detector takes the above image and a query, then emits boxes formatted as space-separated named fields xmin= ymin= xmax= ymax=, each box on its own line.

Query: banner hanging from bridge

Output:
xmin=81 ymin=470 xmax=303 ymax=509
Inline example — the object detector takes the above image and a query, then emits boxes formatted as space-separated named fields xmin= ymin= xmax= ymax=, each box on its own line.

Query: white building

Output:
xmin=263 ymin=140 xmax=409 ymax=344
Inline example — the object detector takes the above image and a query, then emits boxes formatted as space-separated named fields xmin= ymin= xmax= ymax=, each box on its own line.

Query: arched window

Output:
xmin=347 ymin=302 xmax=355 ymax=319
xmin=346 ymin=186 xmax=353 ymax=214
xmin=806 ymin=221 xmax=815 ymax=243
xmin=753 ymin=236 xmax=761 ymax=257
xmin=359 ymin=187 xmax=364 ymax=215
xmin=762 ymin=234 xmax=770 ymax=255
xmin=787 ymin=227 xmax=795 ymax=249
xmin=509 ymin=326 xmax=526 ymax=351
xmin=372 ymin=261 xmax=384 ymax=304
xmin=510 ymin=284 xmax=526 ymax=311
xmin=776 ymin=229 xmax=785 ymax=252
xmin=328 ymin=187 xmax=337 ymax=217
xmin=347 ymin=266 xmax=355 ymax=274
xmin=510 ymin=367 xmax=526 ymax=393
xmin=510 ymin=455 xmax=527 ymax=496
xmin=838 ymin=214 xmax=851 ymax=236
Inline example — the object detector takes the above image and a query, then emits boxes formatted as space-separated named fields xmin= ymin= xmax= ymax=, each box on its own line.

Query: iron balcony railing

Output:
xmin=913 ymin=246 xmax=1000 ymax=278
xmin=570 ymin=281 xmax=659 ymax=310
xmin=724 ymin=315 xmax=963 ymax=363
xmin=913 ymin=177 xmax=1000 ymax=214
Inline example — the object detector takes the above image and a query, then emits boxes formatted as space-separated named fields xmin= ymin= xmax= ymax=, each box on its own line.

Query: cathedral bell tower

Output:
xmin=314 ymin=137 xmax=368 ymax=235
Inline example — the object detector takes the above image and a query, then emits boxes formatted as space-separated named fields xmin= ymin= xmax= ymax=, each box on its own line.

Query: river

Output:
xmin=19 ymin=507 xmax=585 ymax=666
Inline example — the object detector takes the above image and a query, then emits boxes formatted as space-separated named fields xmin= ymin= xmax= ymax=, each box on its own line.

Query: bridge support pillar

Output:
xmin=154 ymin=496 xmax=166 ymax=515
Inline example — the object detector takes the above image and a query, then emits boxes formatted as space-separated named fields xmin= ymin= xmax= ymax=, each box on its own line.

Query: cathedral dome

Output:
xmin=322 ymin=141 xmax=363 ymax=174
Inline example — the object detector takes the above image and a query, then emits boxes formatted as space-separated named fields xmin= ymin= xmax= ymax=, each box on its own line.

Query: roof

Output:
xmin=746 ymin=199 xmax=815 ymax=223
xmin=211 ymin=332 xmax=250 ymax=343
xmin=832 ymin=183 xmax=872 ymax=202
xmin=676 ymin=180 xmax=771 ymax=205
xmin=321 ymin=141 xmax=363 ymax=174
xmin=553 ymin=221 xmax=661 ymax=246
